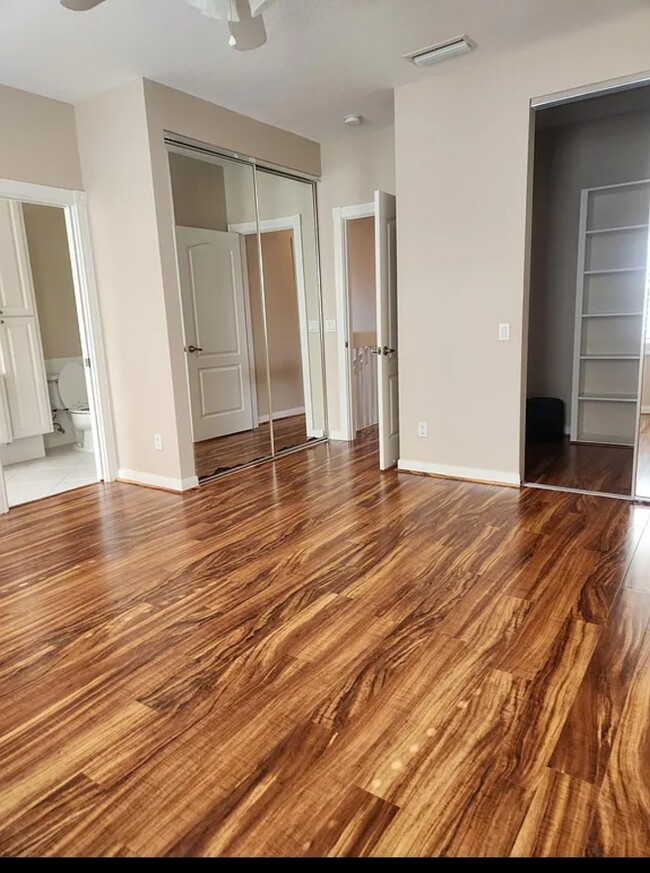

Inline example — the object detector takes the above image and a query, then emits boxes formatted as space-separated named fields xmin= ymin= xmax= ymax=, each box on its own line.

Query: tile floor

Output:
xmin=3 ymin=444 xmax=98 ymax=507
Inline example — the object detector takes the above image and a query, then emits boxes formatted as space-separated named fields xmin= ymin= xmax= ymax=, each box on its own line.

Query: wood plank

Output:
xmin=0 ymin=430 xmax=648 ymax=856
xmin=549 ymin=589 xmax=650 ymax=784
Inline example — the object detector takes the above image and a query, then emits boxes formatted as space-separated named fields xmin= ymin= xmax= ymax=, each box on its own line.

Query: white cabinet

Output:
xmin=0 ymin=200 xmax=35 ymax=318
xmin=0 ymin=200 xmax=51 ymax=444
xmin=0 ymin=318 xmax=52 ymax=440
xmin=571 ymin=181 xmax=650 ymax=446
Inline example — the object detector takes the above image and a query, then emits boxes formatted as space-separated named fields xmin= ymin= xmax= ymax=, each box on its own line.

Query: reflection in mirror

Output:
xmin=170 ymin=150 xmax=273 ymax=479
xmin=254 ymin=169 xmax=326 ymax=454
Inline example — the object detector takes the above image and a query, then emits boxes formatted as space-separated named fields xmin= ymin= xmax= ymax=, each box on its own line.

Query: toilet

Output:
xmin=50 ymin=362 xmax=94 ymax=453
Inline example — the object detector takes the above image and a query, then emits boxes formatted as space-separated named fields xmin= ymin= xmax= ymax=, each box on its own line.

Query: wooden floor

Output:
xmin=636 ymin=414 xmax=650 ymax=499
xmin=194 ymin=414 xmax=309 ymax=479
xmin=1 ymin=430 xmax=650 ymax=857
xmin=525 ymin=437 xmax=633 ymax=495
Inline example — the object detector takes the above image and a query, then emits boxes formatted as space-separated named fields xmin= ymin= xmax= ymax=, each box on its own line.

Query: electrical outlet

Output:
xmin=308 ymin=320 xmax=320 ymax=333
xmin=418 ymin=422 xmax=428 ymax=438
xmin=154 ymin=433 xmax=163 ymax=451
xmin=498 ymin=323 xmax=510 ymax=341
xmin=325 ymin=319 xmax=337 ymax=333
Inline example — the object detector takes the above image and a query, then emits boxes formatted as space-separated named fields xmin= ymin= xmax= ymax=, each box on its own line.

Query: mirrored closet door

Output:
xmin=169 ymin=147 xmax=326 ymax=482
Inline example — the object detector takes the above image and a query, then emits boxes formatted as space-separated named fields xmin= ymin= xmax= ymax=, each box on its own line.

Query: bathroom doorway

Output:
xmin=0 ymin=183 xmax=116 ymax=511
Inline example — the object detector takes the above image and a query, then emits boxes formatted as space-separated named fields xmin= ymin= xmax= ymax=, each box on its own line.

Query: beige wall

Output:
xmin=528 ymin=108 xmax=650 ymax=411
xmin=245 ymin=230 xmax=304 ymax=416
xmin=23 ymin=203 xmax=81 ymax=360
xmin=395 ymin=6 xmax=650 ymax=482
xmin=75 ymin=80 xmax=181 ymax=481
xmin=77 ymin=78 xmax=320 ymax=483
xmin=318 ymin=126 xmax=395 ymax=436
xmin=0 ymin=84 xmax=81 ymax=190
xmin=347 ymin=216 xmax=376 ymax=338
xmin=169 ymin=152 xmax=227 ymax=231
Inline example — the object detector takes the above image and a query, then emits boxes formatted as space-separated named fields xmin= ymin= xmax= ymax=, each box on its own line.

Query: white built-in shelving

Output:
xmin=571 ymin=180 xmax=650 ymax=447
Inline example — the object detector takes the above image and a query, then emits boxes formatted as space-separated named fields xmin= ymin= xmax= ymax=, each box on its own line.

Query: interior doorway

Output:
xmin=0 ymin=183 xmax=116 ymax=513
xmin=523 ymin=83 xmax=650 ymax=500
xmin=333 ymin=192 xmax=399 ymax=469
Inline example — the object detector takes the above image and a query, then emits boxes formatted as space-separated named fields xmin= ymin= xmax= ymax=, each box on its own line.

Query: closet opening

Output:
xmin=0 ymin=186 xmax=114 ymax=512
xmin=524 ymin=83 xmax=650 ymax=500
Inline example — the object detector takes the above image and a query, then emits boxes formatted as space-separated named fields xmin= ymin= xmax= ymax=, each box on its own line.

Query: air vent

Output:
xmin=404 ymin=35 xmax=473 ymax=68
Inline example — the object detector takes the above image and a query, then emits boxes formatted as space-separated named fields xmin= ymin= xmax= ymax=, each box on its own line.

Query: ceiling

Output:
xmin=0 ymin=0 xmax=647 ymax=142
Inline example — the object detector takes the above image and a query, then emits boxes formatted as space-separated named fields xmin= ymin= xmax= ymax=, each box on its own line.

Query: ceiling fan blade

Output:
xmin=228 ymin=0 xmax=267 ymax=51
xmin=60 ymin=0 xmax=108 ymax=10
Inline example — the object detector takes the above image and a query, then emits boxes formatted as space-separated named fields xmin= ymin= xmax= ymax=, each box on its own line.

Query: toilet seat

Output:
xmin=58 ymin=362 xmax=89 ymax=412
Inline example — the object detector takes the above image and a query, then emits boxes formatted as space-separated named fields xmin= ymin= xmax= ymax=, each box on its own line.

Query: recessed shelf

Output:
xmin=578 ymin=393 xmax=637 ymax=403
xmin=584 ymin=267 xmax=647 ymax=275
xmin=582 ymin=312 xmax=643 ymax=318
xmin=576 ymin=433 xmax=635 ymax=447
xmin=586 ymin=224 xmax=649 ymax=235
xmin=580 ymin=354 xmax=640 ymax=360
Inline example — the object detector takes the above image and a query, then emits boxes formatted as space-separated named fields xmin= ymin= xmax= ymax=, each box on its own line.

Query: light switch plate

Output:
xmin=308 ymin=320 xmax=320 ymax=333
xmin=498 ymin=323 xmax=510 ymax=341
xmin=325 ymin=319 xmax=337 ymax=333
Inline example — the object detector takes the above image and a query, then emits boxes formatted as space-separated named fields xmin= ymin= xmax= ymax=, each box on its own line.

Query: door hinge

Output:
xmin=84 ymin=357 xmax=91 ymax=368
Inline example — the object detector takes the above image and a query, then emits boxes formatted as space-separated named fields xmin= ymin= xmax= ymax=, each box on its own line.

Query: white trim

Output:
xmin=258 ymin=405 xmax=305 ymax=424
xmin=328 ymin=429 xmax=347 ymax=441
xmin=332 ymin=202 xmax=376 ymax=442
xmin=531 ymin=70 xmax=650 ymax=110
xmin=228 ymin=215 xmax=319 ymax=439
xmin=118 ymin=469 xmax=199 ymax=492
xmin=237 ymin=235 xmax=259 ymax=428
xmin=642 ymin=406 xmax=650 ymax=414
xmin=570 ymin=189 xmax=589 ymax=442
xmin=0 ymin=181 xmax=117 ymax=514
xmin=524 ymin=481 xmax=633 ymax=502
xmin=398 ymin=458 xmax=521 ymax=487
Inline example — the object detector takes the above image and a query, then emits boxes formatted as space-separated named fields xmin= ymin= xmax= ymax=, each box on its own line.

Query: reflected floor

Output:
xmin=525 ymin=437 xmax=633 ymax=495
xmin=194 ymin=414 xmax=310 ymax=480
xmin=636 ymin=414 xmax=650 ymax=498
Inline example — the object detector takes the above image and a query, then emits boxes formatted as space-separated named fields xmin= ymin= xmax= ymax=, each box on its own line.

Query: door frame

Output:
xmin=228 ymin=215 xmax=321 ymax=439
xmin=0 ymin=179 xmax=117 ymax=514
xmin=332 ymin=201 xmax=375 ymax=441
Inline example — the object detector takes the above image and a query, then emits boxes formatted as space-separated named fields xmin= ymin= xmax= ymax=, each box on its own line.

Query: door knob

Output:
xmin=382 ymin=346 xmax=396 ymax=356
xmin=186 ymin=345 xmax=203 ymax=353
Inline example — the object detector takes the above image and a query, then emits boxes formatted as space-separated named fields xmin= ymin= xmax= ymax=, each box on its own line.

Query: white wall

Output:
xmin=528 ymin=107 xmax=650 ymax=410
xmin=395 ymin=6 xmax=650 ymax=484
xmin=318 ymin=126 xmax=395 ymax=436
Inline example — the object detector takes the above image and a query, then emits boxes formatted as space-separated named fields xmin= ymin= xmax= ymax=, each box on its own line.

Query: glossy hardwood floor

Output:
xmin=525 ymin=437 xmax=633 ymax=495
xmin=1 ymin=430 xmax=650 ymax=857
xmin=193 ymin=414 xmax=308 ymax=479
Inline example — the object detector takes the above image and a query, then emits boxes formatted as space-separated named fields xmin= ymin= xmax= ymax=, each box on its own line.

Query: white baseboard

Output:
xmin=118 ymin=468 xmax=199 ymax=492
xmin=258 ymin=406 xmax=305 ymax=424
xmin=397 ymin=458 xmax=520 ymax=488
xmin=642 ymin=406 xmax=650 ymax=415
xmin=328 ymin=430 xmax=350 ymax=441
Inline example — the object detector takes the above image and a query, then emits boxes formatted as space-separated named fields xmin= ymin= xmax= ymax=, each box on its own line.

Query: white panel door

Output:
xmin=0 ymin=200 xmax=35 ymax=318
xmin=375 ymin=191 xmax=399 ymax=470
xmin=176 ymin=227 xmax=254 ymax=442
xmin=0 ymin=317 xmax=52 ymax=440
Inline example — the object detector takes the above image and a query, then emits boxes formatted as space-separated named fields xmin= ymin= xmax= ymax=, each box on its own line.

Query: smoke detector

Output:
xmin=344 ymin=114 xmax=364 ymax=127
